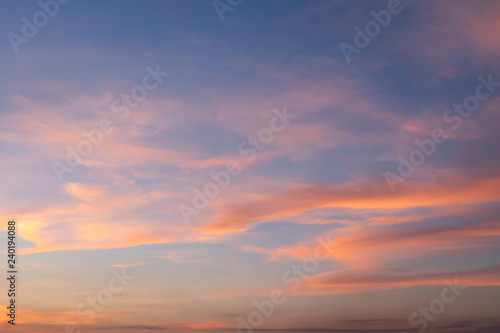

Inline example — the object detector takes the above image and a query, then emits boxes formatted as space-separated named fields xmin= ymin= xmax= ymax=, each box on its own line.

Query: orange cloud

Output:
xmin=173 ymin=320 xmax=227 ymax=330
xmin=302 ymin=266 xmax=500 ymax=293
xmin=203 ymin=176 xmax=500 ymax=233
xmin=241 ymin=243 xmax=315 ymax=262
xmin=111 ymin=262 xmax=146 ymax=268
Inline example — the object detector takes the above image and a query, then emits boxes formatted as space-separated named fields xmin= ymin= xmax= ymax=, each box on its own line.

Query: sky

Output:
xmin=0 ymin=0 xmax=499 ymax=332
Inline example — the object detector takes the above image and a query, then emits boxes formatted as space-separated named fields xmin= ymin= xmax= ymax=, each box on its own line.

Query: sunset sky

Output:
xmin=1 ymin=0 xmax=500 ymax=332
